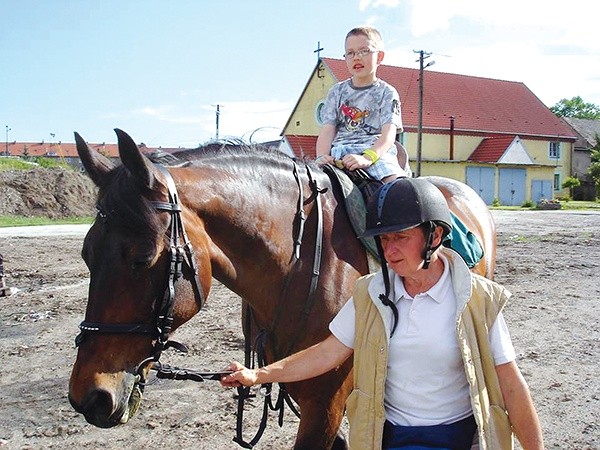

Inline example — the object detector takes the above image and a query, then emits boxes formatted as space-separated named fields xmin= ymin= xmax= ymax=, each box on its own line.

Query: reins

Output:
xmin=233 ymin=161 xmax=327 ymax=449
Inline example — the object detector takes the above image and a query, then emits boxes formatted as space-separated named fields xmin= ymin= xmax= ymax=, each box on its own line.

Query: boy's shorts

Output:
xmin=331 ymin=144 xmax=407 ymax=180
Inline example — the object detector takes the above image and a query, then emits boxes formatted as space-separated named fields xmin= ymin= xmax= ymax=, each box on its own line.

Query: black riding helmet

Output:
xmin=363 ymin=177 xmax=452 ymax=238
xmin=362 ymin=178 xmax=453 ymax=336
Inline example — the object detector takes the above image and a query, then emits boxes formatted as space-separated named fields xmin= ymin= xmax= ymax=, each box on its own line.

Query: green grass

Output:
xmin=0 ymin=156 xmax=74 ymax=171
xmin=491 ymin=200 xmax=599 ymax=211
xmin=0 ymin=157 xmax=39 ymax=170
xmin=0 ymin=216 xmax=93 ymax=227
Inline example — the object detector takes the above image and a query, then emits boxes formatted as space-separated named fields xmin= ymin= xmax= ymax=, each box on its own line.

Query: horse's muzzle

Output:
xmin=69 ymin=372 xmax=143 ymax=428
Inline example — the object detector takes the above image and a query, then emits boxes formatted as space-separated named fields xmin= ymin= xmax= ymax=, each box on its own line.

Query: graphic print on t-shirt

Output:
xmin=340 ymin=102 xmax=369 ymax=131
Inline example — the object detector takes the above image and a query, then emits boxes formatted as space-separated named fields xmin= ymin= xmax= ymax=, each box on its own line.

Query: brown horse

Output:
xmin=68 ymin=129 xmax=496 ymax=449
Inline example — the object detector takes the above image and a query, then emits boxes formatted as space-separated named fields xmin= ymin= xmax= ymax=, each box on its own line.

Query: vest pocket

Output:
xmin=346 ymin=388 xmax=375 ymax=449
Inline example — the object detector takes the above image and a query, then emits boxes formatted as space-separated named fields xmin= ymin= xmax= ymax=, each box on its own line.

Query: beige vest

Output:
xmin=346 ymin=251 xmax=514 ymax=450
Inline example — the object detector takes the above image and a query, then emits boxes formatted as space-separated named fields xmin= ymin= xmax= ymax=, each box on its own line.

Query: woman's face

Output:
xmin=380 ymin=227 xmax=427 ymax=277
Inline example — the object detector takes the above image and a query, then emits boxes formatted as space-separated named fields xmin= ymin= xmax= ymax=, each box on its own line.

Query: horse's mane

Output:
xmin=98 ymin=145 xmax=316 ymax=235
xmin=154 ymin=143 xmax=296 ymax=165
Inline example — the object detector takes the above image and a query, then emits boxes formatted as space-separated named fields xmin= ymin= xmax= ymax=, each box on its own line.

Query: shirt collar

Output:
xmin=392 ymin=254 xmax=451 ymax=304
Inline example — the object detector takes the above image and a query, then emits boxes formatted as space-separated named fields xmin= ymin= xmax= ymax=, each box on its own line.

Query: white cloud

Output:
xmin=359 ymin=0 xmax=400 ymax=11
xmin=129 ymin=100 xmax=294 ymax=144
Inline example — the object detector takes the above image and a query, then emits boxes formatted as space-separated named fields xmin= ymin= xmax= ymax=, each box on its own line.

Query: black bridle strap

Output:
xmin=75 ymin=165 xmax=205 ymax=369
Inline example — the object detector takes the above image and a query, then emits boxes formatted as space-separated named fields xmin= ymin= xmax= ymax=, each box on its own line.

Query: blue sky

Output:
xmin=2 ymin=0 xmax=599 ymax=148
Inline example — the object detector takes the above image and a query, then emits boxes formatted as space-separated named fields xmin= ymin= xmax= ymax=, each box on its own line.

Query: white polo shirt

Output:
xmin=329 ymin=255 xmax=516 ymax=426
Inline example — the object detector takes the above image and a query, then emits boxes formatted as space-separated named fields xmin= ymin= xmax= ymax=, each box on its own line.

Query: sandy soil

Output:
xmin=0 ymin=209 xmax=599 ymax=450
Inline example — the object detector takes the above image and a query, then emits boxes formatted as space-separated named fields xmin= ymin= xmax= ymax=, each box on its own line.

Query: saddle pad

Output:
xmin=322 ymin=164 xmax=380 ymax=261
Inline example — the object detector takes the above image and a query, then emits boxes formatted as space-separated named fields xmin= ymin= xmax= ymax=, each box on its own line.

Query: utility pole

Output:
xmin=414 ymin=50 xmax=434 ymax=177
xmin=214 ymin=104 xmax=223 ymax=141
xmin=5 ymin=125 xmax=10 ymax=156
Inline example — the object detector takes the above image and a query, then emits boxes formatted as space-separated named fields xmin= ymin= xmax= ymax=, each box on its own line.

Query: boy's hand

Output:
xmin=341 ymin=153 xmax=374 ymax=171
xmin=220 ymin=361 xmax=259 ymax=388
xmin=315 ymin=155 xmax=335 ymax=166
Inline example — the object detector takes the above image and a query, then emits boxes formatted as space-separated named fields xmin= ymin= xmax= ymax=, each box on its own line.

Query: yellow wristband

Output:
xmin=362 ymin=149 xmax=379 ymax=164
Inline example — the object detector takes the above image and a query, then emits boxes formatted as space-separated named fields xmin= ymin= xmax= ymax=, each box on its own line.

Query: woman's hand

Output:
xmin=219 ymin=361 xmax=258 ymax=388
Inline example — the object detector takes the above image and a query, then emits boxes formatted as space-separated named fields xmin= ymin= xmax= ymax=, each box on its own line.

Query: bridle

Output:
xmin=73 ymin=160 xmax=328 ymax=448
xmin=74 ymin=165 xmax=205 ymax=378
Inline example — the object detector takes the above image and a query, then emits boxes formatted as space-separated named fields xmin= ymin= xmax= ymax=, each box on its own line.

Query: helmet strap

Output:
xmin=422 ymin=221 xmax=436 ymax=269
xmin=375 ymin=237 xmax=399 ymax=337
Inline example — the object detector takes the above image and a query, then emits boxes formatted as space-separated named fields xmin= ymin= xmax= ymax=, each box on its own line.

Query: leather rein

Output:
xmin=233 ymin=161 xmax=326 ymax=448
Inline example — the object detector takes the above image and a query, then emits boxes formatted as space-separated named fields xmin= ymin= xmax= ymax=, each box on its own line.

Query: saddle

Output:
xmin=322 ymin=164 xmax=380 ymax=261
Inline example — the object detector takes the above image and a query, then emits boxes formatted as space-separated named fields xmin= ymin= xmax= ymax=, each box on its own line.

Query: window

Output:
xmin=315 ymin=100 xmax=326 ymax=126
xmin=553 ymin=173 xmax=561 ymax=191
xmin=549 ymin=141 xmax=561 ymax=159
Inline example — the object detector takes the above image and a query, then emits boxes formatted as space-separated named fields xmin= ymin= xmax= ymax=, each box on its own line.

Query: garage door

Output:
xmin=498 ymin=168 xmax=526 ymax=206
xmin=466 ymin=166 xmax=495 ymax=205
xmin=531 ymin=180 xmax=553 ymax=203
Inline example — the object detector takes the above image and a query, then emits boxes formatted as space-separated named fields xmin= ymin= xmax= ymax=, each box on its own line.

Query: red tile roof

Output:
xmin=468 ymin=135 xmax=517 ymax=162
xmin=321 ymin=58 xmax=576 ymax=140
xmin=1 ymin=141 xmax=156 ymax=159
xmin=285 ymin=135 xmax=318 ymax=159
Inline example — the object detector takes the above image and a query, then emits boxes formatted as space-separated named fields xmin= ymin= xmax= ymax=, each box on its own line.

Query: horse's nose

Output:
xmin=75 ymin=388 xmax=118 ymax=428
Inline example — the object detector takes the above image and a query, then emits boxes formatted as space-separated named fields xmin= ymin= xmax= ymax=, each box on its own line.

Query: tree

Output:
xmin=588 ymin=138 xmax=600 ymax=197
xmin=550 ymin=96 xmax=600 ymax=119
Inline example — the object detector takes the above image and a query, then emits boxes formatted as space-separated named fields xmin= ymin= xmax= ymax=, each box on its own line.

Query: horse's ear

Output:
xmin=114 ymin=128 xmax=159 ymax=190
xmin=74 ymin=132 xmax=115 ymax=187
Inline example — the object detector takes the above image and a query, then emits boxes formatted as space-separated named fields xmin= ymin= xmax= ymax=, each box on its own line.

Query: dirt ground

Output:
xmin=0 ymin=169 xmax=599 ymax=449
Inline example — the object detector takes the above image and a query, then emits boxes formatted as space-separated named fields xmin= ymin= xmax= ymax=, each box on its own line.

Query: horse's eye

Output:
xmin=131 ymin=259 xmax=152 ymax=271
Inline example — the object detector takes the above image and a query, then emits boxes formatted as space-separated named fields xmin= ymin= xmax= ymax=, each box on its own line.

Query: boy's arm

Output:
xmin=220 ymin=334 xmax=352 ymax=387
xmin=370 ymin=123 xmax=397 ymax=157
xmin=315 ymin=124 xmax=337 ymax=163
xmin=343 ymin=123 xmax=398 ymax=171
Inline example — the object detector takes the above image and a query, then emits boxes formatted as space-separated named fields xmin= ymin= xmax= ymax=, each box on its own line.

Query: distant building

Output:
xmin=280 ymin=58 xmax=577 ymax=205
xmin=563 ymin=118 xmax=599 ymax=200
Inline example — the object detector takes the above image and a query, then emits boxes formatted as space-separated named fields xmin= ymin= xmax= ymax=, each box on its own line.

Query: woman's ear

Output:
xmin=432 ymin=225 xmax=445 ymax=247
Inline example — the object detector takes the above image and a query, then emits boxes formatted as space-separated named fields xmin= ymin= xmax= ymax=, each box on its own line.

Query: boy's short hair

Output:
xmin=345 ymin=26 xmax=384 ymax=51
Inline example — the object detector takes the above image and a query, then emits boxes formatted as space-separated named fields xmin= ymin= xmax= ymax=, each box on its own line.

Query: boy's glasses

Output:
xmin=344 ymin=49 xmax=378 ymax=60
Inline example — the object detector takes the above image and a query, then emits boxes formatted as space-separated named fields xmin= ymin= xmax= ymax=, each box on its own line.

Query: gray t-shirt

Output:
xmin=321 ymin=78 xmax=403 ymax=148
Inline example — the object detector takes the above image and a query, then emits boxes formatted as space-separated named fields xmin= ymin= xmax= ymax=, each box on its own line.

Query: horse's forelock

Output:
xmin=98 ymin=166 xmax=163 ymax=236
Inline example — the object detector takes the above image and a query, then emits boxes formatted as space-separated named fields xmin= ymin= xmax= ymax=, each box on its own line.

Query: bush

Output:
xmin=33 ymin=157 xmax=75 ymax=170
xmin=562 ymin=176 xmax=581 ymax=190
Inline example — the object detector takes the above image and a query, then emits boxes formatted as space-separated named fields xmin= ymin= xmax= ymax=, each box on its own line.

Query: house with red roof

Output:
xmin=281 ymin=58 xmax=577 ymax=205
xmin=1 ymin=140 xmax=179 ymax=171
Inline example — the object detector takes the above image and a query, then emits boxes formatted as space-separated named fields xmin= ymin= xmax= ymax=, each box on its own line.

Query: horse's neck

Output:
xmin=180 ymin=162 xmax=303 ymax=298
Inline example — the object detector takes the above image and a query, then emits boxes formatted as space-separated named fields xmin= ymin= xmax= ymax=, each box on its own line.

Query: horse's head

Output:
xmin=68 ymin=129 xmax=211 ymax=427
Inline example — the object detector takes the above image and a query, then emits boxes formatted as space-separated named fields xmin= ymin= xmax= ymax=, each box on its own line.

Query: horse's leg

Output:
xmin=289 ymin=364 xmax=352 ymax=450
